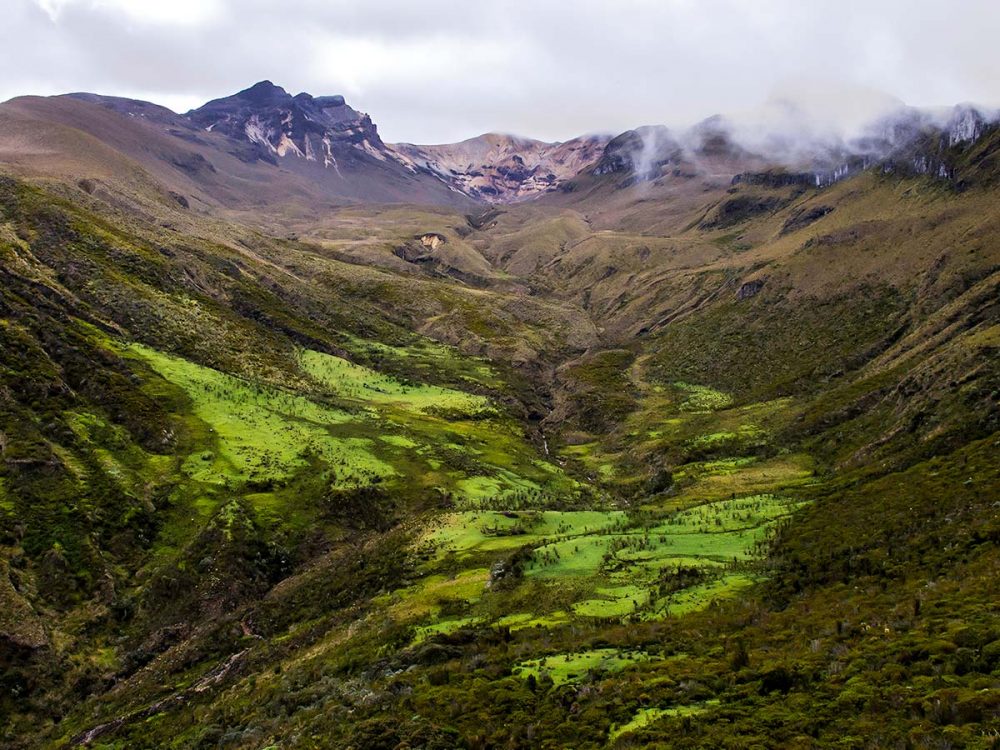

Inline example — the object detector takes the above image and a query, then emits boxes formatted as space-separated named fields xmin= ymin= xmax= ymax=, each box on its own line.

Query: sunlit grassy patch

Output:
xmin=648 ymin=573 xmax=758 ymax=618
xmin=379 ymin=434 xmax=419 ymax=448
xmin=513 ymin=648 xmax=652 ymax=685
xmin=689 ymin=424 xmax=767 ymax=449
xmin=453 ymin=470 xmax=547 ymax=507
xmin=418 ymin=493 xmax=803 ymax=627
xmin=610 ymin=701 xmax=720 ymax=741
xmin=653 ymin=494 xmax=805 ymax=534
xmin=493 ymin=611 xmax=573 ymax=631
xmin=413 ymin=616 xmax=480 ymax=642
xmin=301 ymin=348 xmax=493 ymax=416
xmin=130 ymin=344 xmax=393 ymax=487
xmin=675 ymin=382 xmax=734 ymax=411
xmin=401 ymin=367 xmax=811 ymax=639
xmin=526 ymin=534 xmax=621 ymax=577
xmin=343 ymin=334 xmax=499 ymax=389
xmin=424 ymin=510 xmax=626 ymax=557
xmin=573 ymin=585 xmax=649 ymax=617
xmin=378 ymin=567 xmax=490 ymax=622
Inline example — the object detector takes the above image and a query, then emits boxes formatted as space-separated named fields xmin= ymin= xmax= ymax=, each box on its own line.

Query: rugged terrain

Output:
xmin=0 ymin=83 xmax=998 ymax=749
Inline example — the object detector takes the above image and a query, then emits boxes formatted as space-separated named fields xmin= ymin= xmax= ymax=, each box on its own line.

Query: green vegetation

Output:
xmin=132 ymin=344 xmax=392 ymax=487
xmin=674 ymin=381 xmax=733 ymax=411
xmin=300 ymin=348 xmax=494 ymax=415
xmin=514 ymin=648 xmax=652 ymax=685
xmin=610 ymin=701 xmax=719 ymax=742
xmin=1 ymin=145 xmax=998 ymax=750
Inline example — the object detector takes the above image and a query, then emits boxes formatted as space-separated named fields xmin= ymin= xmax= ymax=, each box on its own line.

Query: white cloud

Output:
xmin=6 ymin=0 xmax=1000 ymax=143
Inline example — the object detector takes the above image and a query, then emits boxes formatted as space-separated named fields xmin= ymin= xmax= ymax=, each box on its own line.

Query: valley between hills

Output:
xmin=0 ymin=83 xmax=998 ymax=748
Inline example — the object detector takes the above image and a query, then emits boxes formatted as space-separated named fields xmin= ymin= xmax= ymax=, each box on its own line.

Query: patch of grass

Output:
xmin=378 ymin=568 xmax=490 ymax=622
xmin=610 ymin=701 xmax=720 ymax=742
xmin=573 ymin=585 xmax=650 ymax=617
xmin=689 ymin=424 xmax=767 ymax=450
xmin=455 ymin=474 xmax=538 ymax=505
xmin=513 ymin=648 xmax=652 ymax=685
xmin=130 ymin=344 xmax=393 ymax=487
xmin=343 ymin=335 xmax=500 ymax=390
xmin=675 ymin=382 xmax=734 ymax=411
xmin=413 ymin=616 xmax=480 ymax=642
xmin=664 ymin=453 xmax=815 ymax=506
xmin=379 ymin=434 xmax=419 ymax=448
xmin=648 ymin=573 xmax=759 ymax=618
xmin=652 ymin=494 xmax=805 ymax=534
xmin=301 ymin=348 xmax=494 ymax=416
xmin=424 ymin=510 xmax=626 ymax=557
xmin=421 ymin=491 xmax=803 ymax=624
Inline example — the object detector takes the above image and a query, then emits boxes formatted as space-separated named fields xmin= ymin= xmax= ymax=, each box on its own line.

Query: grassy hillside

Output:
xmin=1 ymin=123 xmax=998 ymax=749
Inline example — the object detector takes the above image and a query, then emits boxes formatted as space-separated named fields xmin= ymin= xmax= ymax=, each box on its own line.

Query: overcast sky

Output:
xmin=3 ymin=0 xmax=999 ymax=143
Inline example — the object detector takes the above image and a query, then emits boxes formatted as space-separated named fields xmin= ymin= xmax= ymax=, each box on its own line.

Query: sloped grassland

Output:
xmin=0 ymin=128 xmax=998 ymax=749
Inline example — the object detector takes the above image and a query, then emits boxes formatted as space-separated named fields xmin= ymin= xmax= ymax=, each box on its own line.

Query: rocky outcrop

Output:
xmin=394 ymin=133 xmax=609 ymax=203
xmin=591 ymin=126 xmax=680 ymax=180
xmin=187 ymin=81 xmax=390 ymax=170
xmin=736 ymin=278 xmax=765 ymax=300
xmin=947 ymin=105 xmax=989 ymax=146
xmin=732 ymin=171 xmax=816 ymax=189
xmin=418 ymin=232 xmax=446 ymax=250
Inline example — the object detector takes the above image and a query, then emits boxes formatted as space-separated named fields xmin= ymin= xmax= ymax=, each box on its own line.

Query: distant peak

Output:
xmin=245 ymin=80 xmax=280 ymax=92
xmin=236 ymin=80 xmax=289 ymax=104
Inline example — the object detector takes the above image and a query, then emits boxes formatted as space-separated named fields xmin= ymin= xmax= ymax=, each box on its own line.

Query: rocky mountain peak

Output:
xmin=234 ymin=80 xmax=291 ymax=105
xmin=187 ymin=81 xmax=385 ymax=168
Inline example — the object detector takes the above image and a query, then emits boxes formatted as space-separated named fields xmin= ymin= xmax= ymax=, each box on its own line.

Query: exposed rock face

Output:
xmin=185 ymin=83 xmax=611 ymax=202
xmin=736 ymin=278 xmax=765 ymax=300
xmin=732 ymin=171 xmax=816 ymax=189
xmin=947 ymin=105 xmax=989 ymax=146
xmin=393 ymin=133 xmax=610 ymax=203
xmin=418 ymin=233 xmax=446 ymax=250
xmin=395 ymin=233 xmax=446 ymax=263
xmin=187 ymin=81 xmax=388 ymax=169
xmin=592 ymin=125 xmax=680 ymax=178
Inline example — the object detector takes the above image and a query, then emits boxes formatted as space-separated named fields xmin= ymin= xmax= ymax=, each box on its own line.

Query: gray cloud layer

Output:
xmin=4 ymin=0 xmax=999 ymax=143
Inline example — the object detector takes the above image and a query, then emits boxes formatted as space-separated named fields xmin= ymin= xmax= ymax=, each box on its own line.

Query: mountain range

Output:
xmin=0 ymin=81 xmax=998 ymax=749
xmin=2 ymin=80 xmax=996 ymax=211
